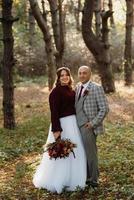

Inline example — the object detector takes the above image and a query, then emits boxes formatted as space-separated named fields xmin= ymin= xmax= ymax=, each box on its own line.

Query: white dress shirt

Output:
xmin=78 ymin=80 xmax=90 ymax=97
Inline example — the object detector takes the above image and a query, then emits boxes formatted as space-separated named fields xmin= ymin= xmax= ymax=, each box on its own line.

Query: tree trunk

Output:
xmin=48 ymin=0 xmax=59 ymax=50
xmin=57 ymin=0 xmax=65 ymax=67
xmin=28 ymin=8 xmax=36 ymax=46
xmin=100 ymin=10 xmax=115 ymax=91
xmin=74 ymin=0 xmax=82 ymax=31
xmin=1 ymin=0 xmax=17 ymax=129
xmin=82 ymin=0 xmax=115 ymax=93
xmin=48 ymin=0 xmax=65 ymax=68
xmin=108 ymin=0 xmax=115 ymax=27
xmin=124 ymin=0 xmax=133 ymax=86
xmin=94 ymin=0 xmax=102 ymax=39
xmin=41 ymin=0 xmax=47 ymax=22
xmin=29 ymin=0 xmax=56 ymax=90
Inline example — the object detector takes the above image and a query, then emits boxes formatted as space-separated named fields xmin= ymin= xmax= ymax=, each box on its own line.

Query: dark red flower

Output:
xmin=83 ymin=89 xmax=89 ymax=96
xmin=45 ymin=139 xmax=77 ymax=160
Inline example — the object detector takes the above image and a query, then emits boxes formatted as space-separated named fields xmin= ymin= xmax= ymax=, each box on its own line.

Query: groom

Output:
xmin=75 ymin=66 xmax=109 ymax=188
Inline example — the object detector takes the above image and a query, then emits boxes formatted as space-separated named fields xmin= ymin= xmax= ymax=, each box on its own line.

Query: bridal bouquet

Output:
xmin=44 ymin=138 xmax=77 ymax=160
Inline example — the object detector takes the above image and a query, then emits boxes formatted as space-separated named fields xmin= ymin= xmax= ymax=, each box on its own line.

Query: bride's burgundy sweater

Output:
xmin=49 ymin=85 xmax=76 ymax=132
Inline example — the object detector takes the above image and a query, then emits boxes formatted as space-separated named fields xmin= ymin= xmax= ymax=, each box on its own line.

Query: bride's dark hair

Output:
xmin=55 ymin=67 xmax=74 ymax=88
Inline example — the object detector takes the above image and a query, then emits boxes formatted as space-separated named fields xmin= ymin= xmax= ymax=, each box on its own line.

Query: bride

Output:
xmin=33 ymin=67 xmax=87 ymax=194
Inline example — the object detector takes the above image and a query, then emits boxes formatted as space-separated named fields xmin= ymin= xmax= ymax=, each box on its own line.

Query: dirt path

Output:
xmin=1 ymin=80 xmax=133 ymax=124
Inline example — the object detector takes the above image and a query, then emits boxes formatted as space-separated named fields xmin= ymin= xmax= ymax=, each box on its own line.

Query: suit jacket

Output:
xmin=75 ymin=81 xmax=109 ymax=135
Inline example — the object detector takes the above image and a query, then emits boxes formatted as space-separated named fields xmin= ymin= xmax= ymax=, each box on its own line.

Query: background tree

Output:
xmin=0 ymin=0 xmax=18 ymax=129
xmin=108 ymin=0 xmax=115 ymax=27
xmin=28 ymin=8 xmax=36 ymax=47
xmin=74 ymin=0 xmax=82 ymax=31
xmin=48 ymin=0 xmax=65 ymax=68
xmin=29 ymin=0 xmax=56 ymax=90
xmin=29 ymin=0 xmax=66 ymax=88
xmin=124 ymin=0 xmax=133 ymax=85
xmin=82 ymin=0 xmax=115 ymax=93
xmin=94 ymin=0 xmax=102 ymax=39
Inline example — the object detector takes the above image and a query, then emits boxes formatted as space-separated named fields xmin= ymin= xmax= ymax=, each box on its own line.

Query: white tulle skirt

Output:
xmin=33 ymin=115 xmax=87 ymax=194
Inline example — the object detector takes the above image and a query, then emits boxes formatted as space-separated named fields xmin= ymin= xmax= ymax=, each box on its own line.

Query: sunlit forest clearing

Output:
xmin=0 ymin=75 xmax=134 ymax=199
xmin=0 ymin=0 xmax=134 ymax=199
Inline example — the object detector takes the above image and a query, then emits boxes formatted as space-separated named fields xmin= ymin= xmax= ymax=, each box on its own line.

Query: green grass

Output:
xmin=0 ymin=115 xmax=134 ymax=199
xmin=0 ymin=115 xmax=50 ymax=164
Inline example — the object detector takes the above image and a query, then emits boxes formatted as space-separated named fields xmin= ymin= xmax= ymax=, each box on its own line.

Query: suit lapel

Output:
xmin=75 ymin=81 xmax=92 ymax=106
xmin=75 ymin=83 xmax=81 ymax=103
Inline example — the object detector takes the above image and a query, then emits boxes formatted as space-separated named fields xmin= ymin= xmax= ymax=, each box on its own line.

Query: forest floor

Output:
xmin=0 ymin=76 xmax=134 ymax=200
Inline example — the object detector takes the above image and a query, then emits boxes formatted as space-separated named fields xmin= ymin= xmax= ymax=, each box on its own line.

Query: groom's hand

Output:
xmin=53 ymin=131 xmax=61 ymax=140
xmin=84 ymin=122 xmax=92 ymax=129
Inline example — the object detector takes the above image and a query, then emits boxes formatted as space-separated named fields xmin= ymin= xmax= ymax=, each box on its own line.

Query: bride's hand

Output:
xmin=53 ymin=131 xmax=61 ymax=140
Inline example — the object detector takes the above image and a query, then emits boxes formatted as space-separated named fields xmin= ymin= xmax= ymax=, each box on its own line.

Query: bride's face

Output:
xmin=60 ymin=70 xmax=70 ymax=85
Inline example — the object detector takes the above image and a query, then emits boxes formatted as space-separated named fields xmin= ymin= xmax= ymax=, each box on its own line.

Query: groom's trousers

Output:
xmin=79 ymin=126 xmax=99 ymax=182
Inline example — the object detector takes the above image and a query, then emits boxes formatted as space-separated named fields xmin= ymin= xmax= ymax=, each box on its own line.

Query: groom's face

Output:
xmin=78 ymin=67 xmax=91 ymax=84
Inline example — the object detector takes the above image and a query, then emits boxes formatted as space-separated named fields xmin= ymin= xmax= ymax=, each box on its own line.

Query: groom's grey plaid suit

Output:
xmin=75 ymin=81 xmax=109 ymax=182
